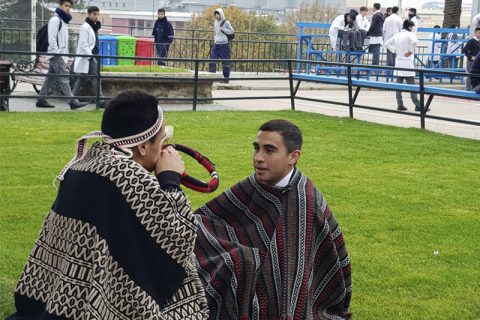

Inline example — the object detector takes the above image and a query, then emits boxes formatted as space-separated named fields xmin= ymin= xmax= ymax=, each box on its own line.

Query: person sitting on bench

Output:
xmin=329 ymin=10 xmax=361 ymax=51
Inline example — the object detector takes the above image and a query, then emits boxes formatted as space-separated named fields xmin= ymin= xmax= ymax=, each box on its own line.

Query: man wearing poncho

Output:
xmin=8 ymin=90 xmax=208 ymax=319
xmin=195 ymin=119 xmax=352 ymax=319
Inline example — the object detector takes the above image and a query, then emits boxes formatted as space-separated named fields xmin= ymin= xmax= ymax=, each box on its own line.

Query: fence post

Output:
xmin=95 ymin=55 xmax=101 ymax=109
xmin=193 ymin=60 xmax=199 ymax=111
xmin=288 ymin=60 xmax=295 ymax=110
xmin=419 ymin=71 xmax=425 ymax=129
xmin=347 ymin=65 xmax=354 ymax=118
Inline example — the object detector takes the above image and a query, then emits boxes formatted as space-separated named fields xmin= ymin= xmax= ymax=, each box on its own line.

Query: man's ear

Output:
xmin=136 ymin=141 xmax=149 ymax=157
xmin=289 ymin=150 xmax=301 ymax=165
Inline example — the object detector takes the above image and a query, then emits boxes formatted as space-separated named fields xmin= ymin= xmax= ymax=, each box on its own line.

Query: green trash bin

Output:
xmin=117 ymin=35 xmax=137 ymax=66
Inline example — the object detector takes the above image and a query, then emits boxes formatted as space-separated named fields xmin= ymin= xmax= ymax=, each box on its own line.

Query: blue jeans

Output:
xmin=209 ymin=43 xmax=231 ymax=78
xmin=155 ymin=44 xmax=170 ymax=66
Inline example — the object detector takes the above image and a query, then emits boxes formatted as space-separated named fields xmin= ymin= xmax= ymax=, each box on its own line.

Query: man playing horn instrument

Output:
xmin=8 ymin=90 xmax=208 ymax=320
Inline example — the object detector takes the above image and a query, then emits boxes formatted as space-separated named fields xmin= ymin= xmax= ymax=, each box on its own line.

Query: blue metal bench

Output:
xmin=291 ymin=73 xmax=480 ymax=113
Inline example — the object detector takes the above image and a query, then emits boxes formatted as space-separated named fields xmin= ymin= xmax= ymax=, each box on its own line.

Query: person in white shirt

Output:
xmin=383 ymin=6 xmax=403 ymax=67
xmin=427 ymin=25 xmax=442 ymax=67
xmin=384 ymin=19 xmax=421 ymax=112
xmin=72 ymin=6 xmax=105 ymax=108
xmin=328 ymin=11 xmax=359 ymax=51
xmin=353 ymin=6 xmax=370 ymax=51
xmin=408 ymin=8 xmax=418 ymax=34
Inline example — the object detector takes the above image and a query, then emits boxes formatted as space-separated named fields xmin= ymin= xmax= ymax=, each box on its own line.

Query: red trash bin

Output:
xmin=135 ymin=38 xmax=154 ymax=65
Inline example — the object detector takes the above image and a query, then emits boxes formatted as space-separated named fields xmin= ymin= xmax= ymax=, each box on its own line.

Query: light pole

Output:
xmin=31 ymin=0 xmax=36 ymax=55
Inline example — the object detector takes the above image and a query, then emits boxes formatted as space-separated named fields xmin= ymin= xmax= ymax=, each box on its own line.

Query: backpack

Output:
xmin=220 ymin=20 xmax=235 ymax=41
xmin=36 ymin=17 xmax=62 ymax=53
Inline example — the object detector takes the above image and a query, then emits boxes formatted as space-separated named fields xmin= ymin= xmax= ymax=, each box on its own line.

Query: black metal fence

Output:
xmin=1 ymin=49 xmax=479 ymax=131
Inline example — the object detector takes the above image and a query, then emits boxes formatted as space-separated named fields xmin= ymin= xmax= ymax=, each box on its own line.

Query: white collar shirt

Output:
xmin=384 ymin=30 xmax=418 ymax=77
xmin=383 ymin=14 xmax=402 ymax=42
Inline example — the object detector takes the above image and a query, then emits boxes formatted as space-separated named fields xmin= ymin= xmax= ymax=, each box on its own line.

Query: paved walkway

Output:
xmin=5 ymin=75 xmax=480 ymax=140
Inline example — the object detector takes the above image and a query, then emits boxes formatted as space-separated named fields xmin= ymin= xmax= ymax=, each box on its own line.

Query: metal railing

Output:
xmin=1 ymin=50 xmax=479 ymax=131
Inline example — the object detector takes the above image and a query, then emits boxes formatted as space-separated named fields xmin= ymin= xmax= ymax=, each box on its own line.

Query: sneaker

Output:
xmin=221 ymin=79 xmax=230 ymax=84
xmin=397 ymin=106 xmax=407 ymax=111
xmin=69 ymin=100 xmax=88 ymax=110
xmin=36 ymin=100 xmax=55 ymax=108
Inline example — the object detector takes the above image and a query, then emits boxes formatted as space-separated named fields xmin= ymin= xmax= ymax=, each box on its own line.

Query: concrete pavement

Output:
xmin=4 ymin=76 xmax=480 ymax=140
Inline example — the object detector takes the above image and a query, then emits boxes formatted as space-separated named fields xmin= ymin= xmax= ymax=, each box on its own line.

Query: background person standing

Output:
xmin=384 ymin=19 xmax=420 ymax=112
xmin=152 ymin=8 xmax=174 ymax=66
xmin=72 ymin=6 xmax=105 ymax=108
xmin=368 ymin=3 xmax=385 ymax=65
xmin=462 ymin=28 xmax=480 ymax=90
xmin=383 ymin=6 xmax=403 ymax=68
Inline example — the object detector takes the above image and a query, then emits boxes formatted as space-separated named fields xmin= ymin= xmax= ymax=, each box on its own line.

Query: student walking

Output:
xmin=36 ymin=0 xmax=88 ymax=110
xmin=72 ymin=6 xmax=105 ymax=108
xmin=209 ymin=8 xmax=234 ymax=82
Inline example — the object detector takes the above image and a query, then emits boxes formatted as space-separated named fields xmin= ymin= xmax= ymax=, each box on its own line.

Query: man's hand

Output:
xmin=404 ymin=51 xmax=413 ymax=58
xmin=155 ymin=145 xmax=184 ymax=175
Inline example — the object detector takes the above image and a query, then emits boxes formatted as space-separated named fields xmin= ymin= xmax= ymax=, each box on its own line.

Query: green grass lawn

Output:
xmin=0 ymin=110 xmax=479 ymax=319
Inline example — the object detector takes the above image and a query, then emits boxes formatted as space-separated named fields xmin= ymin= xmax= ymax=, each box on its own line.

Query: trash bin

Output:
xmin=98 ymin=35 xmax=118 ymax=66
xmin=135 ymin=38 xmax=154 ymax=65
xmin=117 ymin=35 xmax=137 ymax=66
xmin=0 ymin=60 xmax=12 ymax=111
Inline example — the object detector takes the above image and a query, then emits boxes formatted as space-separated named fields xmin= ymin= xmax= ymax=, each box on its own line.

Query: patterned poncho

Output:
xmin=10 ymin=142 xmax=209 ymax=320
xmin=194 ymin=169 xmax=352 ymax=319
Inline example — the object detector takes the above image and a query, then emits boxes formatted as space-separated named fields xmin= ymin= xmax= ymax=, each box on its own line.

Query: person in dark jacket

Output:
xmin=470 ymin=51 xmax=480 ymax=94
xmin=368 ymin=3 xmax=385 ymax=65
xmin=462 ymin=28 xmax=480 ymax=90
xmin=152 ymin=8 xmax=174 ymax=66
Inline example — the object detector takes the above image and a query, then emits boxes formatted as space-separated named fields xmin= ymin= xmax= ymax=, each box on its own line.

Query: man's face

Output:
xmin=60 ymin=1 xmax=72 ymax=14
xmin=361 ymin=10 xmax=367 ymax=17
xmin=253 ymin=130 xmax=299 ymax=186
xmin=88 ymin=11 xmax=100 ymax=22
xmin=475 ymin=31 xmax=480 ymax=39
xmin=215 ymin=13 xmax=221 ymax=21
xmin=158 ymin=12 xmax=165 ymax=19
xmin=347 ymin=15 xmax=353 ymax=23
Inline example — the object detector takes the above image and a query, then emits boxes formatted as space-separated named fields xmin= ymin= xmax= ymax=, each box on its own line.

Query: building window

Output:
xmin=115 ymin=2 xmax=118 ymax=7
xmin=123 ymin=2 xmax=126 ymax=7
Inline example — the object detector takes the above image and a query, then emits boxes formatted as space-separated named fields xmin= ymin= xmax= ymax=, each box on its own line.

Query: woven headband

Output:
xmin=56 ymin=108 xmax=164 ymax=183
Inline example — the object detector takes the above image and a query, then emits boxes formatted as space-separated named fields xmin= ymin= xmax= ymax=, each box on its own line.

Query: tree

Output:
xmin=443 ymin=0 xmax=462 ymax=27
xmin=283 ymin=0 xmax=337 ymax=34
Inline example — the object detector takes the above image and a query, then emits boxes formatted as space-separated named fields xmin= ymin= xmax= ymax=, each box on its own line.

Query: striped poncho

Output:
xmin=9 ymin=142 xmax=209 ymax=320
xmin=194 ymin=169 xmax=352 ymax=319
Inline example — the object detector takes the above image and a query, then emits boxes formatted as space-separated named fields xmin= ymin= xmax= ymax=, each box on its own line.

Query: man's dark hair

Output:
xmin=87 ymin=6 xmax=99 ymax=14
xmin=373 ymin=3 xmax=381 ymax=10
xmin=475 ymin=27 xmax=480 ymax=32
xmin=409 ymin=8 xmax=417 ymax=15
xmin=158 ymin=8 xmax=165 ymax=14
xmin=434 ymin=25 xmax=440 ymax=28
xmin=60 ymin=0 xmax=73 ymax=5
xmin=359 ymin=6 xmax=368 ymax=12
xmin=102 ymin=90 xmax=160 ymax=139
xmin=403 ymin=19 xmax=415 ymax=30
xmin=259 ymin=119 xmax=303 ymax=153
xmin=392 ymin=6 xmax=399 ymax=14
